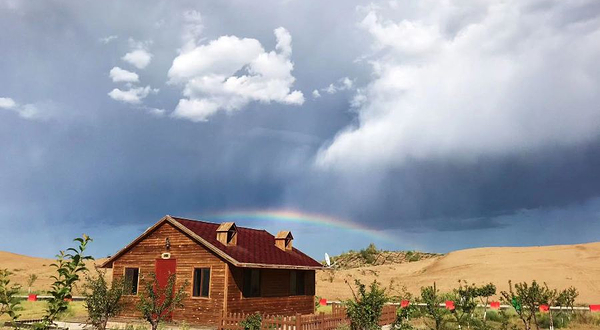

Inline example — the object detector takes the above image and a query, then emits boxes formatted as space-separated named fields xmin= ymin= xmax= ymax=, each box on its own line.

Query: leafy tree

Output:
xmin=83 ymin=268 xmax=127 ymax=330
xmin=344 ymin=279 xmax=387 ymax=330
xmin=0 ymin=269 xmax=22 ymax=326
xmin=556 ymin=286 xmax=578 ymax=317
xmin=27 ymin=274 xmax=39 ymax=294
xmin=42 ymin=235 xmax=93 ymax=327
xmin=500 ymin=280 xmax=550 ymax=330
xmin=136 ymin=273 xmax=189 ymax=330
xmin=476 ymin=283 xmax=496 ymax=323
xmin=420 ymin=283 xmax=449 ymax=330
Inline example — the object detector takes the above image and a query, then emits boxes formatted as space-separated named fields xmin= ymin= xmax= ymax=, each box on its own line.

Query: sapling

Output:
xmin=27 ymin=274 xmax=39 ymax=294
xmin=0 ymin=269 xmax=22 ymax=327
xmin=420 ymin=283 xmax=448 ymax=330
xmin=136 ymin=273 xmax=189 ymax=330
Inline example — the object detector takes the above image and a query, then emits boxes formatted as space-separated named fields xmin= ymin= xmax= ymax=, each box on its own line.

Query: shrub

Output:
xmin=83 ymin=268 xmax=127 ymax=330
xmin=240 ymin=313 xmax=262 ymax=330
xmin=0 ymin=269 xmax=22 ymax=326
xmin=136 ymin=272 xmax=189 ymax=330
xmin=359 ymin=244 xmax=379 ymax=265
xmin=344 ymin=279 xmax=387 ymax=330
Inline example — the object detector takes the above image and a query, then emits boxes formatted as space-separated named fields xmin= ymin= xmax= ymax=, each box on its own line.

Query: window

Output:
xmin=124 ymin=268 xmax=139 ymax=295
xmin=290 ymin=270 xmax=305 ymax=295
xmin=243 ymin=269 xmax=261 ymax=297
xmin=192 ymin=268 xmax=211 ymax=298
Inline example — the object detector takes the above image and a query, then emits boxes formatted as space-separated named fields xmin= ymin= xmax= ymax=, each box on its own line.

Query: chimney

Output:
xmin=216 ymin=222 xmax=237 ymax=246
xmin=275 ymin=231 xmax=293 ymax=251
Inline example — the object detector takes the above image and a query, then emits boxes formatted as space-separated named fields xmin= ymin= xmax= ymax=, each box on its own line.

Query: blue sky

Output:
xmin=1 ymin=0 xmax=600 ymax=260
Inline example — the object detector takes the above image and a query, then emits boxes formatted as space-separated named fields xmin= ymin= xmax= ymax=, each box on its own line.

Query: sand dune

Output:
xmin=0 ymin=251 xmax=108 ymax=293
xmin=317 ymin=242 xmax=600 ymax=304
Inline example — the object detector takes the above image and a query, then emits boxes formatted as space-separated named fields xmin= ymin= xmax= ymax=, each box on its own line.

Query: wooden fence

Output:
xmin=219 ymin=304 xmax=397 ymax=330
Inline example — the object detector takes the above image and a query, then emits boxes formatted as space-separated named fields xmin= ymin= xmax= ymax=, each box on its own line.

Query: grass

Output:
xmin=0 ymin=301 xmax=87 ymax=322
xmin=316 ymin=304 xmax=332 ymax=314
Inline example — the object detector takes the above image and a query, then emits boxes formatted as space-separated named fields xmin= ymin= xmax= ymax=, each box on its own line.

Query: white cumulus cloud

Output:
xmin=0 ymin=97 xmax=17 ymax=109
xmin=122 ymin=49 xmax=152 ymax=69
xmin=168 ymin=27 xmax=304 ymax=122
xmin=109 ymin=67 xmax=139 ymax=83
xmin=317 ymin=1 xmax=600 ymax=170
xmin=108 ymin=86 xmax=156 ymax=104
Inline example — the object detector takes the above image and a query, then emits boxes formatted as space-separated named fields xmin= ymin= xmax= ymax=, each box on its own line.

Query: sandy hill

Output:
xmin=317 ymin=242 xmax=600 ymax=304
xmin=0 ymin=251 xmax=108 ymax=293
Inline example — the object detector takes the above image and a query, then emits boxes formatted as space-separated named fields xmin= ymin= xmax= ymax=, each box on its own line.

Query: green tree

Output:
xmin=500 ymin=280 xmax=550 ymax=330
xmin=136 ymin=273 xmax=189 ymax=330
xmin=83 ymin=268 xmax=127 ymax=330
xmin=240 ymin=313 xmax=262 ymax=330
xmin=0 ymin=269 xmax=22 ymax=326
xmin=451 ymin=281 xmax=479 ymax=329
xmin=344 ymin=279 xmax=387 ymax=330
xmin=42 ymin=234 xmax=93 ymax=327
xmin=420 ymin=283 xmax=449 ymax=330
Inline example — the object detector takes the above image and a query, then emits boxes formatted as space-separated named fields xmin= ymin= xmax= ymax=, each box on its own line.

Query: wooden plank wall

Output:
xmin=111 ymin=222 xmax=227 ymax=325
xmin=227 ymin=266 xmax=316 ymax=315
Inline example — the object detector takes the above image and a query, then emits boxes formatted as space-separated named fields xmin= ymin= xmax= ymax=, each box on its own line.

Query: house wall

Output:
xmin=227 ymin=266 xmax=316 ymax=315
xmin=111 ymin=222 xmax=227 ymax=325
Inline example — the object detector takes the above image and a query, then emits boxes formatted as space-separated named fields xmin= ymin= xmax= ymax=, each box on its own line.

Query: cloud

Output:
xmin=122 ymin=49 xmax=152 ymax=69
xmin=109 ymin=66 xmax=139 ymax=83
xmin=99 ymin=35 xmax=118 ymax=44
xmin=168 ymin=27 xmax=304 ymax=122
xmin=0 ymin=97 xmax=48 ymax=120
xmin=317 ymin=1 xmax=600 ymax=170
xmin=318 ymin=76 xmax=355 ymax=96
xmin=0 ymin=97 xmax=17 ymax=109
xmin=108 ymin=86 xmax=156 ymax=104
xmin=312 ymin=90 xmax=321 ymax=98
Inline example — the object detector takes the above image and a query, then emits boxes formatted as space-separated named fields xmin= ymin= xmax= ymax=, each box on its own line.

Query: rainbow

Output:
xmin=205 ymin=209 xmax=395 ymax=243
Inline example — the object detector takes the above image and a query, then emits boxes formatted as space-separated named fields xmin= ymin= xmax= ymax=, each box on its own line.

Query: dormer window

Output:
xmin=216 ymin=222 xmax=237 ymax=246
xmin=275 ymin=231 xmax=293 ymax=251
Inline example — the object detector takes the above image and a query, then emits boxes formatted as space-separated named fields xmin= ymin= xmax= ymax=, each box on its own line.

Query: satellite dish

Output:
xmin=325 ymin=253 xmax=331 ymax=267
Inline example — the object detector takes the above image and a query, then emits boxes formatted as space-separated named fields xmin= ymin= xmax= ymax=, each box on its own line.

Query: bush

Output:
xmin=344 ymin=280 xmax=387 ymax=330
xmin=240 ymin=313 xmax=262 ymax=330
xmin=359 ymin=244 xmax=379 ymax=265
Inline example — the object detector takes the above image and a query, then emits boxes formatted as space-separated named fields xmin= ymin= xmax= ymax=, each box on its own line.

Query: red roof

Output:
xmin=172 ymin=217 xmax=322 ymax=269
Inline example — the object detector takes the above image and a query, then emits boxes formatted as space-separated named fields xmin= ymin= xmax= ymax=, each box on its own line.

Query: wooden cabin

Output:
xmin=101 ymin=215 xmax=323 ymax=326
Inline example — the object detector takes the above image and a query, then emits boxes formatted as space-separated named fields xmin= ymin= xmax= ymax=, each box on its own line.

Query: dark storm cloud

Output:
xmin=1 ymin=0 xmax=600 ymax=258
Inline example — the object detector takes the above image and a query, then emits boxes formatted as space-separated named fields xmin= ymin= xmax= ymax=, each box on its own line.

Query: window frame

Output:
xmin=191 ymin=267 xmax=212 ymax=299
xmin=123 ymin=267 xmax=140 ymax=296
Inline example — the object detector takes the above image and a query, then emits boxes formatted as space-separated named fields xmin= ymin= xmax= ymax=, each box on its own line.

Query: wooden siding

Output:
xmin=111 ymin=222 xmax=227 ymax=325
xmin=227 ymin=266 xmax=315 ymax=315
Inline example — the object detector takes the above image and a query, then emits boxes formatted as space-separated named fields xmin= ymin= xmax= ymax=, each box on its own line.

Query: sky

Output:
xmin=1 ymin=0 xmax=600 ymax=260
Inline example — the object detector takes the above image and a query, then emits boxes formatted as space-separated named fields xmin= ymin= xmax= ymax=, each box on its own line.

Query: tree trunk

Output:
xmin=549 ymin=310 xmax=554 ymax=330
xmin=151 ymin=320 xmax=159 ymax=330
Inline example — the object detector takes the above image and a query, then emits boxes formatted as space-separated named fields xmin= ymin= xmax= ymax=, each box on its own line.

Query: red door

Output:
xmin=155 ymin=259 xmax=177 ymax=320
